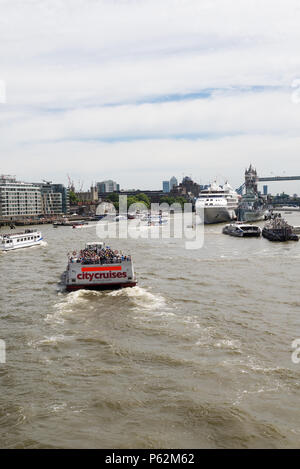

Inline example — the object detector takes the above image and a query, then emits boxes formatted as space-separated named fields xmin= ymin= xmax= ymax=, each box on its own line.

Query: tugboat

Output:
xmin=262 ymin=216 xmax=299 ymax=242
xmin=61 ymin=242 xmax=137 ymax=291
xmin=223 ymin=223 xmax=262 ymax=237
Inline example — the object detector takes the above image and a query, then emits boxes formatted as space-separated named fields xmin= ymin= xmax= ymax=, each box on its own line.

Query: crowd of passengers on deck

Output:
xmin=68 ymin=246 xmax=131 ymax=264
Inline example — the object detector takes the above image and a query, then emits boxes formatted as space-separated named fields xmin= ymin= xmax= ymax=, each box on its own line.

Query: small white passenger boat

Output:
xmin=222 ymin=223 xmax=262 ymax=238
xmin=0 ymin=230 xmax=43 ymax=251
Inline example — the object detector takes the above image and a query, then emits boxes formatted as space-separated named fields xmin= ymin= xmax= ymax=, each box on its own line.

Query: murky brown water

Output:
xmin=0 ymin=214 xmax=300 ymax=448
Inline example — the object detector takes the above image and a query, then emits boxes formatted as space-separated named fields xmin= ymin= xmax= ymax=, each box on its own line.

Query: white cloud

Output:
xmin=1 ymin=0 xmax=300 ymax=191
xmin=1 ymin=89 xmax=300 ymax=144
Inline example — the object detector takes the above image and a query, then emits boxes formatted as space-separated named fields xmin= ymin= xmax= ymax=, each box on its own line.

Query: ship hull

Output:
xmin=66 ymin=281 xmax=137 ymax=292
xmin=203 ymin=207 xmax=237 ymax=224
xmin=63 ymin=256 xmax=137 ymax=292
xmin=238 ymin=209 xmax=267 ymax=223
xmin=262 ymin=229 xmax=299 ymax=242
xmin=223 ymin=229 xmax=261 ymax=238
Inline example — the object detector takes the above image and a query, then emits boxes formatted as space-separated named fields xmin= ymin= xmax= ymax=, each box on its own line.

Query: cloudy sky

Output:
xmin=1 ymin=0 xmax=300 ymax=193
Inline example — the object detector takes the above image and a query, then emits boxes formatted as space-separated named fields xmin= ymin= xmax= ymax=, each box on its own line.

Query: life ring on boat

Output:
xmin=114 ymin=250 xmax=119 ymax=255
xmin=72 ymin=251 xmax=77 ymax=256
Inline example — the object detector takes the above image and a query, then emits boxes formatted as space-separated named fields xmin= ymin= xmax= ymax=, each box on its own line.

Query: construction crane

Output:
xmin=78 ymin=179 xmax=84 ymax=192
xmin=67 ymin=174 xmax=75 ymax=192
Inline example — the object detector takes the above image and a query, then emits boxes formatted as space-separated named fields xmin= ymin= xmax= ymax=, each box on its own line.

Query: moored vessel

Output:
xmin=223 ymin=223 xmax=262 ymax=237
xmin=237 ymin=165 xmax=268 ymax=222
xmin=237 ymin=193 xmax=268 ymax=222
xmin=0 ymin=230 xmax=43 ymax=251
xmin=262 ymin=217 xmax=299 ymax=242
xmin=61 ymin=242 xmax=137 ymax=291
xmin=195 ymin=181 xmax=239 ymax=224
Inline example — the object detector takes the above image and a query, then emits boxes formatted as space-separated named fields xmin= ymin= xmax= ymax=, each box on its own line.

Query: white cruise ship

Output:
xmin=0 ymin=230 xmax=43 ymax=251
xmin=195 ymin=182 xmax=239 ymax=224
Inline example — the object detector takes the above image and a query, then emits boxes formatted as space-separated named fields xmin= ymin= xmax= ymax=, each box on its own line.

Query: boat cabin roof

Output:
xmin=225 ymin=223 xmax=260 ymax=229
xmin=85 ymin=242 xmax=104 ymax=249
xmin=0 ymin=230 xmax=40 ymax=239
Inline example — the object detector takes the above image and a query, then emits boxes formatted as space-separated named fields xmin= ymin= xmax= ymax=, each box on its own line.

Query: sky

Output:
xmin=1 ymin=0 xmax=300 ymax=194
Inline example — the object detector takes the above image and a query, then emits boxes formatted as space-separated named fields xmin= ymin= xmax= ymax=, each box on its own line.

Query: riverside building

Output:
xmin=97 ymin=180 xmax=120 ymax=194
xmin=0 ymin=175 xmax=69 ymax=220
xmin=38 ymin=182 xmax=70 ymax=215
xmin=0 ymin=175 xmax=42 ymax=219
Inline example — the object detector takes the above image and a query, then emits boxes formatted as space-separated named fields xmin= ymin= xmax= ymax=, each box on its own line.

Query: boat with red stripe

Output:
xmin=61 ymin=242 xmax=137 ymax=291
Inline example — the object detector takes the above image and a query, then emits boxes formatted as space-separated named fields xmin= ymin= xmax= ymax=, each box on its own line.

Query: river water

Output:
xmin=0 ymin=214 xmax=300 ymax=449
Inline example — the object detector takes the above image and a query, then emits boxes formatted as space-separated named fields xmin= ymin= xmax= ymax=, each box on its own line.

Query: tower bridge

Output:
xmin=236 ymin=169 xmax=300 ymax=195
xmin=258 ymin=176 xmax=300 ymax=182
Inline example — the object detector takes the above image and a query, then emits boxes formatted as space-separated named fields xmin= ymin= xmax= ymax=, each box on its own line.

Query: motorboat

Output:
xmin=222 ymin=223 xmax=262 ymax=237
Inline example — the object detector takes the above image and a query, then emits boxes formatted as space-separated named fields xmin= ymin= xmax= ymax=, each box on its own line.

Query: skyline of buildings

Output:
xmin=0 ymin=171 xmax=299 ymax=220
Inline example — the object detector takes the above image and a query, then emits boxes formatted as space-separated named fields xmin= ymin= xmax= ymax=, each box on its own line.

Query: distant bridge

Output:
xmin=258 ymin=176 xmax=300 ymax=182
xmin=236 ymin=176 xmax=300 ymax=194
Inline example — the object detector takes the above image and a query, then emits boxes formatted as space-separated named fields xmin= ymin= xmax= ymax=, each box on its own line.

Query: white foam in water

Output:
xmin=54 ymin=290 xmax=89 ymax=312
xmin=215 ymin=339 xmax=242 ymax=350
xmin=49 ymin=403 xmax=67 ymax=413
xmin=44 ymin=311 xmax=66 ymax=324
xmin=45 ymin=290 xmax=92 ymax=323
xmin=28 ymin=335 xmax=67 ymax=348
xmin=108 ymin=286 xmax=169 ymax=313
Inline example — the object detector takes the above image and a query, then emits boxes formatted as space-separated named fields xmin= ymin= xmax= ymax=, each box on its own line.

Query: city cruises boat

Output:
xmin=195 ymin=181 xmax=239 ymax=224
xmin=262 ymin=217 xmax=299 ymax=242
xmin=61 ymin=242 xmax=137 ymax=291
xmin=223 ymin=223 xmax=262 ymax=237
xmin=0 ymin=230 xmax=43 ymax=251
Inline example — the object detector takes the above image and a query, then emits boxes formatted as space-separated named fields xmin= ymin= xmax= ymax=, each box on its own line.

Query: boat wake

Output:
xmin=71 ymin=223 xmax=98 ymax=229
xmin=46 ymin=290 xmax=92 ymax=322
xmin=49 ymin=285 xmax=170 ymax=325
xmin=108 ymin=286 xmax=170 ymax=313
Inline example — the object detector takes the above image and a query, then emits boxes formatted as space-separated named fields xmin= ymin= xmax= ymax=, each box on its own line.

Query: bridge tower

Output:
xmin=245 ymin=164 xmax=258 ymax=193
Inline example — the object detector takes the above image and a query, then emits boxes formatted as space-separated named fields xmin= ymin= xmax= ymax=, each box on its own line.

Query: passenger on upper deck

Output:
xmin=68 ymin=246 xmax=131 ymax=265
